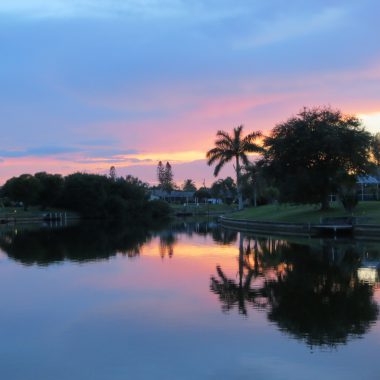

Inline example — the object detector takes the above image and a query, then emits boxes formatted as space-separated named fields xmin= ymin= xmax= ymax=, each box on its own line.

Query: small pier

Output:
xmin=314 ymin=224 xmax=353 ymax=234
xmin=314 ymin=217 xmax=355 ymax=236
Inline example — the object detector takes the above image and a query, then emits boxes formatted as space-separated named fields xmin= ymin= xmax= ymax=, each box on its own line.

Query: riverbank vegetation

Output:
xmin=207 ymin=106 xmax=379 ymax=214
xmin=230 ymin=201 xmax=380 ymax=224
xmin=0 ymin=172 xmax=171 ymax=222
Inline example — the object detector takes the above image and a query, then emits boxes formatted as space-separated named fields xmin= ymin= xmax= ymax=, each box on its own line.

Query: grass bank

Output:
xmin=0 ymin=207 xmax=79 ymax=221
xmin=230 ymin=202 xmax=380 ymax=225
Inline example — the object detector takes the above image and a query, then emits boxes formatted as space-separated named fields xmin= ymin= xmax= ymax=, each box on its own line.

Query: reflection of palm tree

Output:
xmin=210 ymin=235 xmax=379 ymax=348
xmin=206 ymin=126 xmax=262 ymax=210
xmin=210 ymin=233 xmax=265 ymax=315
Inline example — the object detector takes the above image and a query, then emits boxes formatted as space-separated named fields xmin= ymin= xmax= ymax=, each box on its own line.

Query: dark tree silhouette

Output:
xmin=262 ymin=106 xmax=372 ymax=210
xmin=210 ymin=235 xmax=379 ymax=348
xmin=206 ymin=126 xmax=263 ymax=210
xmin=210 ymin=234 xmax=267 ymax=315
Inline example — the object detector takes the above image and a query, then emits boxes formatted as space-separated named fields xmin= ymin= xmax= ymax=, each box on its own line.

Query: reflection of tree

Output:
xmin=264 ymin=244 xmax=378 ymax=347
xmin=210 ymin=235 xmax=267 ymax=315
xmin=159 ymin=230 xmax=177 ymax=259
xmin=0 ymin=222 xmax=155 ymax=265
xmin=211 ymin=228 xmax=238 ymax=245
xmin=156 ymin=220 xmax=238 ymax=257
xmin=211 ymin=234 xmax=379 ymax=348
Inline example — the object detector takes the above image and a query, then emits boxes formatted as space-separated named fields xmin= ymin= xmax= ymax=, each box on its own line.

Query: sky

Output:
xmin=1 ymin=0 xmax=380 ymax=186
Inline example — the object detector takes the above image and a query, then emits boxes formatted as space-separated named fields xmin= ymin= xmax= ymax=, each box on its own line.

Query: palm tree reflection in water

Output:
xmin=210 ymin=233 xmax=379 ymax=348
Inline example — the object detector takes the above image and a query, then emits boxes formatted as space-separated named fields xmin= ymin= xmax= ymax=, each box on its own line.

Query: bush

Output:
xmin=1 ymin=172 xmax=171 ymax=221
xmin=147 ymin=200 xmax=172 ymax=219
xmin=339 ymin=185 xmax=358 ymax=213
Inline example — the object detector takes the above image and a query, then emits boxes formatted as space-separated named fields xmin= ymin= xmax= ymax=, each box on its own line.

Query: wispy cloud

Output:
xmin=235 ymin=7 xmax=348 ymax=48
xmin=0 ymin=145 xmax=139 ymax=160
xmin=0 ymin=0 xmax=246 ymax=20
xmin=0 ymin=0 xmax=172 ymax=19
xmin=0 ymin=146 xmax=80 ymax=158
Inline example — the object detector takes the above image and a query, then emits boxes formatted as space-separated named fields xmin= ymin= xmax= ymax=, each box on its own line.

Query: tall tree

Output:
xmin=1 ymin=174 xmax=42 ymax=210
xmin=182 ymin=179 xmax=197 ymax=192
xmin=210 ymin=177 xmax=236 ymax=204
xmin=164 ymin=162 xmax=174 ymax=192
xmin=157 ymin=161 xmax=165 ymax=189
xmin=206 ymin=125 xmax=263 ymax=210
xmin=34 ymin=172 xmax=64 ymax=209
xmin=109 ymin=166 xmax=117 ymax=181
xmin=262 ymin=106 xmax=372 ymax=210
xmin=240 ymin=163 xmax=260 ymax=207
xmin=371 ymin=132 xmax=380 ymax=167
xmin=157 ymin=161 xmax=174 ymax=192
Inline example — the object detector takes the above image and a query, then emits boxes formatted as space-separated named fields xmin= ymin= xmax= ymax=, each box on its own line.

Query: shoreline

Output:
xmin=220 ymin=216 xmax=380 ymax=240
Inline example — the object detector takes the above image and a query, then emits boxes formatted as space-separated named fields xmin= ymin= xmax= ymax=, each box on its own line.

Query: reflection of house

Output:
xmin=357 ymin=259 xmax=380 ymax=285
xmin=150 ymin=190 xmax=195 ymax=203
xmin=357 ymin=175 xmax=380 ymax=201
xmin=357 ymin=267 xmax=379 ymax=284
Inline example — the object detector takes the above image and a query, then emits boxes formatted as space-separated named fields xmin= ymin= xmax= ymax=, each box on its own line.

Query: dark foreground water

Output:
xmin=0 ymin=220 xmax=380 ymax=380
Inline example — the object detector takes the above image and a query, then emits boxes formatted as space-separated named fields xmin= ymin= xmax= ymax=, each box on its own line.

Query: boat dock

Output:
xmin=314 ymin=224 xmax=353 ymax=234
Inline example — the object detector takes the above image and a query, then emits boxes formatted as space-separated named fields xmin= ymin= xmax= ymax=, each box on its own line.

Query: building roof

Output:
xmin=357 ymin=175 xmax=380 ymax=185
xmin=151 ymin=190 xmax=195 ymax=198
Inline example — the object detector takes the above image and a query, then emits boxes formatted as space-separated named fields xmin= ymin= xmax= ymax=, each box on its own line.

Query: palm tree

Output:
xmin=206 ymin=125 xmax=262 ymax=210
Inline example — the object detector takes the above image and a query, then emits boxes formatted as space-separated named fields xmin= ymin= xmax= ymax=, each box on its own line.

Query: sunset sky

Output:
xmin=1 ymin=0 xmax=380 ymax=185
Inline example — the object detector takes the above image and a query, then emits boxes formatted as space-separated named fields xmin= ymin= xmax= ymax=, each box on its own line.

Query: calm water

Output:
xmin=0 ymin=220 xmax=380 ymax=380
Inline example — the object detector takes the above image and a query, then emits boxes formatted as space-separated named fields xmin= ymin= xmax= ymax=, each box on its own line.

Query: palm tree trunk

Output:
xmin=239 ymin=232 xmax=244 ymax=288
xmin=236 ymin=156 xmax=243 ymax=210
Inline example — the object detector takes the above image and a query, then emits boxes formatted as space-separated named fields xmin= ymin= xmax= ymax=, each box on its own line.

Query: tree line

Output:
xmin=207 ymin=106 xmax=379 ymax=210
xmin=0 ymin=171 xmax=171 ymax=221
xmin=155 ymin=160 xmax=240 ymax=204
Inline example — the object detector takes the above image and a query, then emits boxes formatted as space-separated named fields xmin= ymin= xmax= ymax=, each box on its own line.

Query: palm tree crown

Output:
xmin=206 ymin=125 xmax=262 ymax=209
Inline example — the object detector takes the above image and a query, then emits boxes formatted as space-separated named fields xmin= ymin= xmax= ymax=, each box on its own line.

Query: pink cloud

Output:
xmin=2 ymin=61 xmax=380 ymax=184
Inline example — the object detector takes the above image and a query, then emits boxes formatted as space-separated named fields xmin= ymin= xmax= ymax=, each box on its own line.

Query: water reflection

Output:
xmin=210 ymin=234 xmax=380 ymax=348
xmin=0 ymin=220 xmax=220 ymax=265
xmin=0 ymin=222 xmax=157 ymax=265
xmin=0 ymin=220 xmax=379 ymax=350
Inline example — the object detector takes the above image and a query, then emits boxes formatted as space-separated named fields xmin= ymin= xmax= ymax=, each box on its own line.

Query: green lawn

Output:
xmin=0 ymin=206 xmax=78 ymax=219
xmin=230 ymin=202 xmax=380 ymax=224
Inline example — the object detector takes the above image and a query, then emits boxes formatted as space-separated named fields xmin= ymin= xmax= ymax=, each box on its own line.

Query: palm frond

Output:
xmin=243 ymin=130 xmax=262 ymax=141
xmin=240 ymin=153 xmax=250 ymax=167
xmin=208 ymin=125 xmax=262 ymax=178
xmin=214 ymin=158 xmax=230 ymax=176
xmin=216 ymin=130 xmax=233 ymax=144
xmin=244 ymin=142 xmax=265 ymax=154
xmin=215 ymin=139 xmax=233 ymax=150
xmin=206 ymin=149 xmax=225 ymax=165
xmin=233 ymin=125 xmax=244 ymax=141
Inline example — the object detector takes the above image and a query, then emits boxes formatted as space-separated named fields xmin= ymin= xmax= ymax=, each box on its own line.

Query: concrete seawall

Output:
xmin=353 ymin=224 xmax=380 ymax=240
xmin=220 ymin=217 xmax=380 ymax=240
xmin=220 ymin=217 xmax=314 ymax=236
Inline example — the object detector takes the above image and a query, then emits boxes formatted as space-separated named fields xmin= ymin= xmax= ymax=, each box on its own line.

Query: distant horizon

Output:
xmin=1 ymin=0 xmax=380 ymax=185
